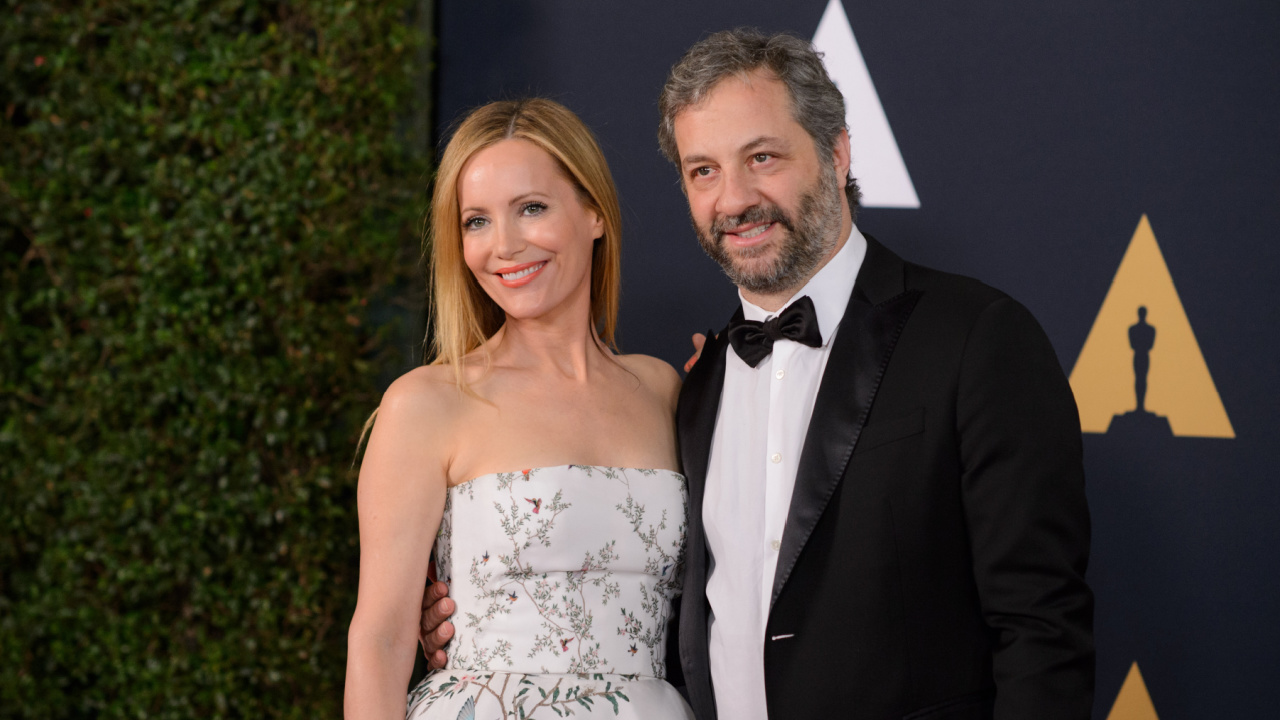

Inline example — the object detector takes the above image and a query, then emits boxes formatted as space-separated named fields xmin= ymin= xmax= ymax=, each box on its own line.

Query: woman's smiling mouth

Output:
xmin=496 ymin=260 xmax=548 ymax=287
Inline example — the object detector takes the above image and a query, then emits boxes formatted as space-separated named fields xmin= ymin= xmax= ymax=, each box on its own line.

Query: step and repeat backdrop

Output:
xmin=434 ymin=1 xmax=1279 ymax=717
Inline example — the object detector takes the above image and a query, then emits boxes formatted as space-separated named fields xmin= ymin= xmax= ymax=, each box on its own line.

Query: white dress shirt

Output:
xmin=703 ymin=226 xmax=867 ymax=720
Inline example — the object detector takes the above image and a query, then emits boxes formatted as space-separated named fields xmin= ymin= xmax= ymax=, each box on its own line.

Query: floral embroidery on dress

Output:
xmin=408 ymin=465 xmax=688 ymax=719
xmin=408 ymin=671 xmax=636 ymax=719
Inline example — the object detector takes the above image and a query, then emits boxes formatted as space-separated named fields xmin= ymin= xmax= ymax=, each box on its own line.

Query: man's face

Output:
xmin=672 ymin=70 xmax=847 ymax=297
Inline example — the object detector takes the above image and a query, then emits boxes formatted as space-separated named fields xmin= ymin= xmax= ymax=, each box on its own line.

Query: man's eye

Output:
xmin=521 ymin=202 xmax=547 ymax=216
xmin=463 ymin=216 xmax=488 ymax=230
xmin=693 ymin=167 xmax=713 ymax=177
xmin=753 ymin=153 xmax=771 ymax=163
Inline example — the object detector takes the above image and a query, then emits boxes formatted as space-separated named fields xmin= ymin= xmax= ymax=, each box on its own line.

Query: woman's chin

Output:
xmin=483 ymin=276 xmax=592 ymax=326
xmin=491 ymin=296 xmax=556 ymax=323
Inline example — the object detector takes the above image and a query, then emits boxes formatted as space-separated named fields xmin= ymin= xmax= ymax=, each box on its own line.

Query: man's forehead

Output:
xmin=673 ymin=71 xmax=799 ymax=158
xmin=686 ymin=68 xmax=785 ymax=112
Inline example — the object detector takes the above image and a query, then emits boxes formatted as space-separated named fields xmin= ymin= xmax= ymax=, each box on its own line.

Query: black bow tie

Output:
xmin=726 ymin=295 xmax=823 ymax=368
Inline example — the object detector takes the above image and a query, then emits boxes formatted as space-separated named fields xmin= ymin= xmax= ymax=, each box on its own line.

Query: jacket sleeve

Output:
xmin=956 ymin=296 xmax=1095 ymax=719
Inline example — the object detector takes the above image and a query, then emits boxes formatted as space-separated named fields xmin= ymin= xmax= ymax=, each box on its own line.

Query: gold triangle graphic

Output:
xmin=1106 ymin=662 xmax=1160 ymax=720
xmin=1069 ymin=215 xmax=1234 ymax=438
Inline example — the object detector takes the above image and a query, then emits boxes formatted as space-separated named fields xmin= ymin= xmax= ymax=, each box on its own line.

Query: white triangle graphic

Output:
xmin=813 ymin=0 xmax=920 ymax=208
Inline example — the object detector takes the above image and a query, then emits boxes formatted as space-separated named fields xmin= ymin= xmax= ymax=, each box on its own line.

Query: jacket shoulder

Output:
xmin=903 ymin=260 xmax=1011 ymax=312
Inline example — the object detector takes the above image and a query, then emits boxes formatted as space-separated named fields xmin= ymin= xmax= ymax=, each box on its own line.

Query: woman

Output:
xmin=344 ymin=99 xmax=694 ymax=720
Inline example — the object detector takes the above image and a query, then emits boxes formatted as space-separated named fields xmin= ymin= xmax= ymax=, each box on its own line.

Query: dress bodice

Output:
xmin=435 ymin=465 xmax=687 ymax=679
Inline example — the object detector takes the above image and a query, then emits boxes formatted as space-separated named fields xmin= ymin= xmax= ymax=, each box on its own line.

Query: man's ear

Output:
xmin=833 ymin=128 xmax=852 ymax=182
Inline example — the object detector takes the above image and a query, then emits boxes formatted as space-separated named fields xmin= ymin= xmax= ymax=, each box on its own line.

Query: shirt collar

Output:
xmin=739 ymin=224 xmax=868 ymax=347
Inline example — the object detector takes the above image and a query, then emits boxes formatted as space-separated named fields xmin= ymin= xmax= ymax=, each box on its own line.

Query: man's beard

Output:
xmin=693 ymin=164 xmax=844 ymax=296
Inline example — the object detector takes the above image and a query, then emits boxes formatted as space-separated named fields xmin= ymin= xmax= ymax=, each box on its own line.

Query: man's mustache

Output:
xmin=711 ymin=204 xmax=794 ymax=243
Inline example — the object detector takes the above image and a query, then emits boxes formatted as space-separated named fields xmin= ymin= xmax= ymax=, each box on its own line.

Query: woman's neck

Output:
xmin=488 ymin=296 xmax=606 ymax=382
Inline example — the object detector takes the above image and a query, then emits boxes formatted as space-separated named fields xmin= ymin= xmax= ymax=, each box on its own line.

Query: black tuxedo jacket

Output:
xmin=674 ymin=237 xmax=1094 ymax=720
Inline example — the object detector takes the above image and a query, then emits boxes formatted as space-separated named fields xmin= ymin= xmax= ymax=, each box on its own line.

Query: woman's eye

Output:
xmin=463 ymin=216 xmax=488 ymax=230
xmin=521 ymin=202 xmax=547 ymax=216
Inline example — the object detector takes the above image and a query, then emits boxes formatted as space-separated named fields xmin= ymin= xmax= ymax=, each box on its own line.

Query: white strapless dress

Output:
xmin=406 ymin=465 xmax=694 ymax=720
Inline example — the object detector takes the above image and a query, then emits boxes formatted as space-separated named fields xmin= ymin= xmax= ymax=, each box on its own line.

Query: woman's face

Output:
xmin=458 ymin=138 xmax=603 ymax=325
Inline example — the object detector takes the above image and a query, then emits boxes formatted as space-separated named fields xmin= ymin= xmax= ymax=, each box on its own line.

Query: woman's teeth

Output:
xmin=501 ymin=262 xmax=545 ymax=281
xmin=737 ymin=223 xmax=771 ymax=239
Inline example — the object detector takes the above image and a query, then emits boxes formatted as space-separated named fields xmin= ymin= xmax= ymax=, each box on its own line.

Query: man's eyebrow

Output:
xmin=680 ymin=136 xmax=789 ymax=168
xmin=741 ymin=135 xmax=786 ymax=153
xmin=680 ymin=153 xmax=715 ymax=169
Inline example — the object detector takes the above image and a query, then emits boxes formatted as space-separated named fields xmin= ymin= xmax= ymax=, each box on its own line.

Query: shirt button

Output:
xmin=770 ymin=540 xmax=781 ymax=551
xmin=770 ymin=452 xmax=782 ymax=464
xmin=775 ymin=369 xmax=786 ymax=380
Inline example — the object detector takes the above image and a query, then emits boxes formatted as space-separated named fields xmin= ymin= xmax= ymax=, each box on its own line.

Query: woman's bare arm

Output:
xmin=345 ymin=370 xmax=452 ymax=719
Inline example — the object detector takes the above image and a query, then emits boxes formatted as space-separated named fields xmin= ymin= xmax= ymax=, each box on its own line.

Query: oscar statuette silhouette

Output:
xmin=1109 ymin=306 xmax=1173 ymax=436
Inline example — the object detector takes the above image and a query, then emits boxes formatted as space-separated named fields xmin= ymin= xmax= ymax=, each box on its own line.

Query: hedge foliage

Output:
xmin=1 ymin=1 xmax=427 ymax=716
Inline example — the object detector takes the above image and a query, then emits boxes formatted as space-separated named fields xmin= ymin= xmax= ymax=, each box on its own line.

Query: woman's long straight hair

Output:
xmin=356 ymin=100 xmax=623 ymax=462
xmin=428 ymin=98 xmax=624 ymax=389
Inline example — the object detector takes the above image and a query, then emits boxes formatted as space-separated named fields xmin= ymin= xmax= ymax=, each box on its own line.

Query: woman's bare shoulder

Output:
xmin=358 ymin=366 xmax=462 ymax=493
xmin=381 ymin=364 xmax=458 ymax=409
xmin=616 ymin=353 xmax=681 ymax=407
xmin=373 ymin=365 xmax=475 ymax=440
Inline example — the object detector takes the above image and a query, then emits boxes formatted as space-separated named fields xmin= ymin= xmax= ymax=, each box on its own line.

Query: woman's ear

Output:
xmin=589 ymin=207 xmax=604 ymax=242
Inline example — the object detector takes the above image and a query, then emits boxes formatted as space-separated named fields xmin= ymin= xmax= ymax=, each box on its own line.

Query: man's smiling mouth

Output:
xmin=734 ymin=223 xmax=772 ymax=239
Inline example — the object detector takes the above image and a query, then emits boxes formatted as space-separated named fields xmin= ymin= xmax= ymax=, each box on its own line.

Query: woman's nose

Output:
xmin=493 ymin=220 xmax=525 ymax=259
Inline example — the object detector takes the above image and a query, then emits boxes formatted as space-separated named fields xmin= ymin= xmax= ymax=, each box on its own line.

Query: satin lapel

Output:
xmin=675 ymin=322 xmax=730 ymax=720
xmin=677 ymin=322 xmax=731 ymax=505
xmin=770 ymin=237 xmax=921 ymax=609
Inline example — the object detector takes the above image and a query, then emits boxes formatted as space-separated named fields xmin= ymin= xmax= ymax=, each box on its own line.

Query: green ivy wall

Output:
xmin=1 ymin=1 xmax=428 ymax=716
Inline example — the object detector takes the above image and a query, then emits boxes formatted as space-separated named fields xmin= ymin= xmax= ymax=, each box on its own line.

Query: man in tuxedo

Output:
xmin=658 ymin=28 xmax=1093 ymax=719
xmin=419 ymin=28 xmax=1093 ymax=720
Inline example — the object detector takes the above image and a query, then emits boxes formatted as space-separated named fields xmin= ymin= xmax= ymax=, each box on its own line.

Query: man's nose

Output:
xmin=715 ymin=166 xmax=761 ymax=220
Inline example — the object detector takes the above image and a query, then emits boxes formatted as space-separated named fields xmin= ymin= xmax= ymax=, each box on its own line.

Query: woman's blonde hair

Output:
xmin=355 ymin=100 xmax=622 ymax=463
xmin=429 ymin=98 xmax=623 ymax=387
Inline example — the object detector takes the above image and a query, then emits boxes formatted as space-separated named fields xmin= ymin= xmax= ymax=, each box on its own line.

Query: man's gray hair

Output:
xmin=658 ymin=28 xmax=861 ymax=212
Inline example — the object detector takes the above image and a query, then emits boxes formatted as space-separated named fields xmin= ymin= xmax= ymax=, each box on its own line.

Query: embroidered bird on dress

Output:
xmin=507 ymin=591 xmax=518 ymax=602
xmin=456 ymin=696 xmax=475 ymax=720
xmin=629 ymin=643 xmax=638 ymax=655
xmin=481 ymin=551 xmax=489 ymax=564
xmin=525 ymin=497 xmax=542 ymax=513
xmin=560 ymin=637 xmax=571 ymax=652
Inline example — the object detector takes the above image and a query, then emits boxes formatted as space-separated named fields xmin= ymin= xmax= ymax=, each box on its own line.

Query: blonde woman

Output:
xmin=344 ymin=99 xmax=694 ymax=719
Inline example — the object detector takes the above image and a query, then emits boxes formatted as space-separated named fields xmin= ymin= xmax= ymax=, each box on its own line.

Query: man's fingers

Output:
xmin=422 ymin=580 xmax=449 ymax=608
xmin=420 ymin=596 xmax=455 ymax=634
xmin=684 ymin=333 xmax=708 ymax=373
xmin=419 ymin=581 xmax=453 ymax=630
xmin=421 ymin=619 xmax=455 ymax=662
xmin=418 ymin=579 xmax=456 ymax=664
xmin=427 ymin=649 xmax=449 ymax=671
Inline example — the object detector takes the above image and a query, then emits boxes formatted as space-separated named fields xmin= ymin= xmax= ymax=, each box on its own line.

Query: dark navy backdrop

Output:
xmin=434 ymin=2 xmax=1280 ymax=716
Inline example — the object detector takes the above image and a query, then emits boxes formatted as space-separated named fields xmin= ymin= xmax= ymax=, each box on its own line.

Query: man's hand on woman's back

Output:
xmin=684 ymin=333 xmax=707 ymax=373
xmin=418 ymin=580 xmax=455 ymax=670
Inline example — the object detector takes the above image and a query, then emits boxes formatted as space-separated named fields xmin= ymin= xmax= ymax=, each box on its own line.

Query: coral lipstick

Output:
xmin=495 ymin=260 xmax=547 ymax=288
